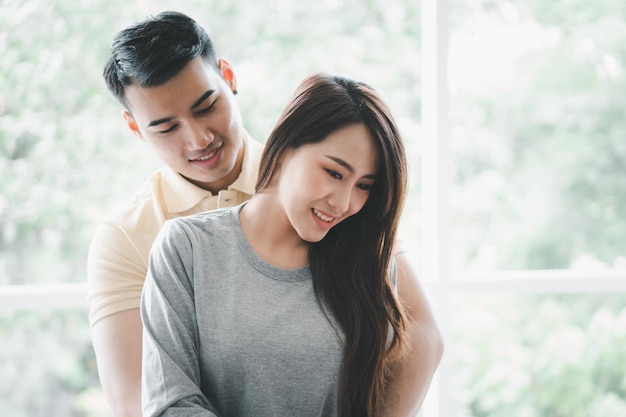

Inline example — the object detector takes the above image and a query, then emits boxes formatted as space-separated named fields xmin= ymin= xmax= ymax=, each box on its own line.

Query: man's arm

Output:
xmin=384 ymin=251 xmax=445 ymax=416
xmin=91 ymin=309 xmax=143 ymax=417
xmin=87 ymin=220 xmax=149 ymax=417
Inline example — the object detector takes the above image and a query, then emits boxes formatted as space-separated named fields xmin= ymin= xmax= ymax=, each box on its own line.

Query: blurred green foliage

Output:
xmin=0 ymin=0 xmax=624 ymax=415
xmin=0 ymin=0 xmax=420 ymax=415
xmin=447 ymin=1 xmax=626 ymax=414
xmin=0 ymin=0 xmax=422 ymax=286
xmin=0 ymin=310 xmax=101 ymax=417
xmin=450 ymin=0 xmax=626 ymax=271
xmin=453 ymin=295 xmax=626 ymax=417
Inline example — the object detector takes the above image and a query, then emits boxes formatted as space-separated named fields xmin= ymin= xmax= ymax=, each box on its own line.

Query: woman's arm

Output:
xmin=141 ymin=220 xmax=220 ymax=417
xmin=384 ymin=251 xmax=444 ymax=416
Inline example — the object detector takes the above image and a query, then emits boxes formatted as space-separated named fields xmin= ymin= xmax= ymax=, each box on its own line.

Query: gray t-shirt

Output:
xmin=141 ymin=204 xmax=342 ymax=417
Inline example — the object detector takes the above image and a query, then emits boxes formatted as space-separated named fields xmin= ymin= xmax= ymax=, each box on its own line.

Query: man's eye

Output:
xmin=197 ymin=101 xmax=217 ymax=115
xmin=325 ymin=169 xmax=342 ymax=180
xmin=158 ymin=125 xmax=177 ymax=134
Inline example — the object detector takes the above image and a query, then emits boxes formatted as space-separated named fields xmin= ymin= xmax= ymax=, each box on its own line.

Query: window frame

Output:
xmin=420 ymin=1 xmax=626 ymax=415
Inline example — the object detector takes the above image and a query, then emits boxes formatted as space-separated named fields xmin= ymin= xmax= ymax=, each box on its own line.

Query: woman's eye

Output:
xmin=325 ymin=169 xmax=342 ymax=180
xmin=357 ymin=183 xmax=373 ymax=191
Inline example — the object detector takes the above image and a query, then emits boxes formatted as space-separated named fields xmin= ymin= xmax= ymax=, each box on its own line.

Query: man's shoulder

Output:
xmin=99 ymin=168 xmax=167 ymax=231
xmin=243 ymin=133 xmax=264 ymax=173
xmin=246 ymin=135 xmax=264 ymax=153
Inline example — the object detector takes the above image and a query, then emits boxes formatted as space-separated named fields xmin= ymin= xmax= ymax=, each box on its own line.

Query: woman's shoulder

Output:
xmin=161 ymin=204 xmax=242 ymax=243
xmin=181 ymin=203 xmax=243 ymax=227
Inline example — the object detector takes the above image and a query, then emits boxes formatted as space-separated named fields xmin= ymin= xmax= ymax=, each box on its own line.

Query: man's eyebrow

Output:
xmin=146 ymin=90 xmax=216 ymax=128
xmin=324 ymin=155 xmax=378 ymax=179
xmin=147 ymin=116 xmax=174 ymax=128
xmin=191 ymin=90 xmax=216 ymax=110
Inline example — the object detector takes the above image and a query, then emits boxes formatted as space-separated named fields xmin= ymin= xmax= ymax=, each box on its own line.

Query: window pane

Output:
xmin=0 ymin=309 xmax=107 ymax=417
xmin=0 ymin=0 xmax=421 ymax=285
xmin=2 ymin=1 xmax=422 ymax=413
xmin=449 ymin=0 xmax=626 ymax=272
xmin=451 ymin=293 xmax=626 ymax=416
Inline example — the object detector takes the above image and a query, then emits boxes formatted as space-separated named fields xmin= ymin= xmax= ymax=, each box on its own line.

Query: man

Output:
xmin=88 ymin=10 xmax=442 ymax=417
xmin=87 ymin=11 xmax=264 ymax=417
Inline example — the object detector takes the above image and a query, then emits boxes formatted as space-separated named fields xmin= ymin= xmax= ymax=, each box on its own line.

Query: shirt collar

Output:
xmin=162 ymin=131 xmax=261 ymax=214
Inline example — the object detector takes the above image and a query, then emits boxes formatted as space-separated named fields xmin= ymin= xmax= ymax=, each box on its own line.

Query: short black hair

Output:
xmin=103 ymin=11 xmax=219 ymax=107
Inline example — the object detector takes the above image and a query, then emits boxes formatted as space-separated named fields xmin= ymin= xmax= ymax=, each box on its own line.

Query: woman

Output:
xmin=141 ymin=73 xmax=441 ymax=417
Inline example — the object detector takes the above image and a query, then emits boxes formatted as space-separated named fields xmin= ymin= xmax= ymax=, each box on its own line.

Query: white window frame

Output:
xmin=420 ymin=1 xmax=626 ymax=416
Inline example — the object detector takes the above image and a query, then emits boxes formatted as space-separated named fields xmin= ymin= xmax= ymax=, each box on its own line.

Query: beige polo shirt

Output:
xmin=87 ymin=134 xmax=264 ymax=326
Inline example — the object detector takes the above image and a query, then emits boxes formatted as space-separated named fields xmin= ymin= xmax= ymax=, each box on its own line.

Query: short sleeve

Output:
xmin=87 ymin=221 xmax=147 ymax=326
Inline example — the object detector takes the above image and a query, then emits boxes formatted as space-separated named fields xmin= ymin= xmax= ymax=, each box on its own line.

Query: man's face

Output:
xmin=123 ymin=57 xmax=245 ymax=193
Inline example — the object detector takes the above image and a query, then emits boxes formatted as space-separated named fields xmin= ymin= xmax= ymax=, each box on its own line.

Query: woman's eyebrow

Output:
xmin=324 ymin=155 xmax=378 ymax=179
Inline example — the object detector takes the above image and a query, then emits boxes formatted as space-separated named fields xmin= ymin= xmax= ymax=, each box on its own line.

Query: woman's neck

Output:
xmin=239 ymin=193 xmax=309 ymax=269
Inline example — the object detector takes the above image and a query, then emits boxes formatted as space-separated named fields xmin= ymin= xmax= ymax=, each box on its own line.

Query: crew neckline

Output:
xmin=229 ymin=204 xmax=311 ymax=282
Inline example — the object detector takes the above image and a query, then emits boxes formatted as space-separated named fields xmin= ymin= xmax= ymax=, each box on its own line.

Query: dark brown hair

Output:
xmin=103 ymin=11 xmax=220 ymax=107
xmin=257 ymin=73 xmax=408 ymax=417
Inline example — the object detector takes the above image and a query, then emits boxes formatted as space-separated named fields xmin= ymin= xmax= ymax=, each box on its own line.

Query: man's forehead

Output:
xmin=124 ymin=68 xmax=221 ymax=115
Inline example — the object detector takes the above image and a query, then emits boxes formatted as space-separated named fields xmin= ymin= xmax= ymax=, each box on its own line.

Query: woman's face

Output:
xmin=276 ymin=123 xmax=379 ymax=243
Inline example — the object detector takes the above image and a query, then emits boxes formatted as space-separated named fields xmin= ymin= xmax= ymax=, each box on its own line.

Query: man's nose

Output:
xmin=187 ymin=122 xmax=214 ymax=150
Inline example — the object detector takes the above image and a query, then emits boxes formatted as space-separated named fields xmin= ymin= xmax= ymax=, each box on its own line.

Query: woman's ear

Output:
xmin=218 ymin=58 xmax=238 ymax=95
xmin=275 ymin=148 xmax=293 ymax=171
xmin=267 ymin=149 xmax=292 ymax=187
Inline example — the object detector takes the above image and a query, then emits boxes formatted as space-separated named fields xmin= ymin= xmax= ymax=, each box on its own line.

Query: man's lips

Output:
xmin=189 ymin=143 xmax=223 ymax=163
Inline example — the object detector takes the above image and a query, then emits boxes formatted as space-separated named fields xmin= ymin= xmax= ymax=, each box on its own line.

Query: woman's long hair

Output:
xmin=256 ymin=73 xmax=408 ymax=417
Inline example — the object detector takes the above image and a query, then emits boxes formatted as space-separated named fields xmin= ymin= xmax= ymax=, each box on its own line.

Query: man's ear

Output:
xmin=122 ymin=110 xmax=143 ymax=140
xmin=218 ymin=58 xmax=238 ymax=95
